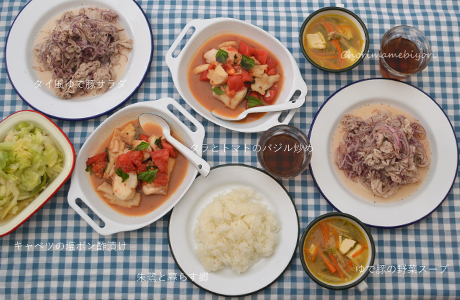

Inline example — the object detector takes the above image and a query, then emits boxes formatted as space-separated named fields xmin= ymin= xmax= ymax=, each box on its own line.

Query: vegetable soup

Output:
xmin=303 ymin=218 xmax=369 ymax=284
xmin=303 ymin=15 xmax=364 ymax=70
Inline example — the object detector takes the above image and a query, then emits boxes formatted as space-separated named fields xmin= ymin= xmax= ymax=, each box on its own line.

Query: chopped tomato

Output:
xmin=266 ymin=56 xmax=277 ymax=69
xmin=227 ymin=75 xmax=245 ymax=92
xmin=154 ymin=171 xmax=169 ymax=186
xmin=263 ymin=89 xmax=277 ymax=103
xmin=127 ymin=150 xmax=143 ymax=167
xmin=253 ymin=48 xmax=268 ymax=64
xmin=116 ymin=153 xmax=136 ymax=173
xmin=86 ymin=152 xmax=108 ymax=177
xmin=241 ymin=70 xmax=253 ymax=82
xmin=200 ymin=70 xmax=210 ymax=81
xmin=151 ymin=149 xmax=169 ymax=173
xmin=138 ymin=134 xmax=149 ymax=142
xmin=90 ymin=161 xmax=107 ymax=178
xmin=222 ymin=64 xmax=236 ymax=75
xmin=208 ymin=63 xmax=217 ymax=71
xmin=161 ymin=139 xmax=178 ymax=158
xmin=238 ymin=41 xmax=253 ymax=57
xmin=86 ymin=152 xmax=107 ymax=166
xmin=266 ymin=67 xmax=276 ymax=76
xmin=249 ymin=91 xmax=261 ymax=99
xmin=136 ymin=163 xmax=147 ymax=173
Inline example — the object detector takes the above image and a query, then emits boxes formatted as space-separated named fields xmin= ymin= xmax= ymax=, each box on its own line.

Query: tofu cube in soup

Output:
xmin=339 ymin=238 xmax=356 ymax=254
xmin=307 ymin=33 xmax=327 ymax=50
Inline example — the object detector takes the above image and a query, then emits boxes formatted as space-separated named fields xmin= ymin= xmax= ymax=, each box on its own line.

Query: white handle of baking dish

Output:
xmin=165 ymin=19 xmax=216 ymax=72
xmin=277 ymin=70 xmax=308 ymax=127
xmin=146 ymin=97 xmax=206 ymax=156
xmin=67 ymin=177 xmax=129 ymax=235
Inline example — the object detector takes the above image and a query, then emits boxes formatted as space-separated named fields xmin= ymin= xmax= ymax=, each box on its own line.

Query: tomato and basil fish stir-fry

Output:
xmin=304 ymin=218 xmax=369 ymax=284
xmin=304 ymin=15 xmax=364 ymax=69
xmin=192 ymin=39 xmax=281 ymax=110
xmin=85 ymin=122 xmax=178 ymax=209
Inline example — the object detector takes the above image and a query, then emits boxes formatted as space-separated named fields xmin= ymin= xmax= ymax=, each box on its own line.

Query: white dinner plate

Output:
xmin=168 ymin=164 xmax=299 ymax=296
xmin=309 ymin=78 xmax=458 ymax=228
xmin=166 ymin=18 xmax=308 ymax=132
xmin=5 ymin=0 xmax=152 ymax=120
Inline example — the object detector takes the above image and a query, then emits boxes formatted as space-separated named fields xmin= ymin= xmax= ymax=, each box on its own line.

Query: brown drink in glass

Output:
xmin=257 ymin=125 xmax=312 ymax=179
xmin=379 ymin=25 xmax=431 ymax=80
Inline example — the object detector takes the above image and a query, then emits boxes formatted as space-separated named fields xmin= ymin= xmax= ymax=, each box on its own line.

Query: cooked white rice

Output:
xmin=193 ymin=187 xmax=280 ymax=274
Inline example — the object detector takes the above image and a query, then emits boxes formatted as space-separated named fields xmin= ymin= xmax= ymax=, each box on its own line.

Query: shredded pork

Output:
xmin=33 ymin=7 xmax=133 ymax=99
xmin=335 ymin=109 xmax=430 ymax=198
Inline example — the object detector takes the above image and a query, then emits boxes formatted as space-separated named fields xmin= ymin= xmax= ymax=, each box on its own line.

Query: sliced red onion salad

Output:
xmin=33 ymin=7 xmax=133 ymax=99
xmin=335 ymin=109 xmax=430 ymax=198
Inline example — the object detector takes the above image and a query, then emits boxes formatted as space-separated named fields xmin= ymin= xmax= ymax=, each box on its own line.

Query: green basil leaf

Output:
xmin=154 ymin=137 xmax=162 ymax=149
xmin=115 ymin=167 xmax=129 ymax=182
xmin=215 ymin=48 xmax=228 ymax=64
xmin=137 ymin=169 xmax=158 ymax=184
xmin=85 ymin=164 xmax=91 ymax=173
xmin=212 ymin=86 xmax=225 ymax=95
xmin=246 ymin=95 xmax=263 ymax=108
xmin=133 ymin=141 xmax=150 ymax=151
xmin=240 ymin=55 xmax=255 ymax=70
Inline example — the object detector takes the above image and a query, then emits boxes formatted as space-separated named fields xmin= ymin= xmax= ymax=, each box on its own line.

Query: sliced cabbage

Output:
xmin=0 ymin=122 xmax=64 ymax=219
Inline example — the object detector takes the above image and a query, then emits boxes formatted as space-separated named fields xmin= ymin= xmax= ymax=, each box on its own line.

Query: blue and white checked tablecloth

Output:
xmin=1 ymin=0 xmax=459 ymax=299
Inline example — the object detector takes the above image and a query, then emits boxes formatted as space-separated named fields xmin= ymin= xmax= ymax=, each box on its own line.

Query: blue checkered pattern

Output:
xmin=1 ymin=0 xmax=459 ymax=299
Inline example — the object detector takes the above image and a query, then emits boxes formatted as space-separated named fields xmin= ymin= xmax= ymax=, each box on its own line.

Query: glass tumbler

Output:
xmin=257 ymin=125 xmax=312 ymax=179
xmin=379 ymin=25 xmax=431 ymax=80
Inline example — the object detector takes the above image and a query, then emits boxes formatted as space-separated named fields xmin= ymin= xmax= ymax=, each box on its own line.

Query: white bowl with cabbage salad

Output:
xmin=0 ymin=111 xmax=75 ymax=236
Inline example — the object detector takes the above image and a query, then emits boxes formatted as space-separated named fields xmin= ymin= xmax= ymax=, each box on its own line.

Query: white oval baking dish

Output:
xmin=67 ymin=98 xmax=205 ymax=235
xmin=166 ymin=18 xmax=308 ymax=132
